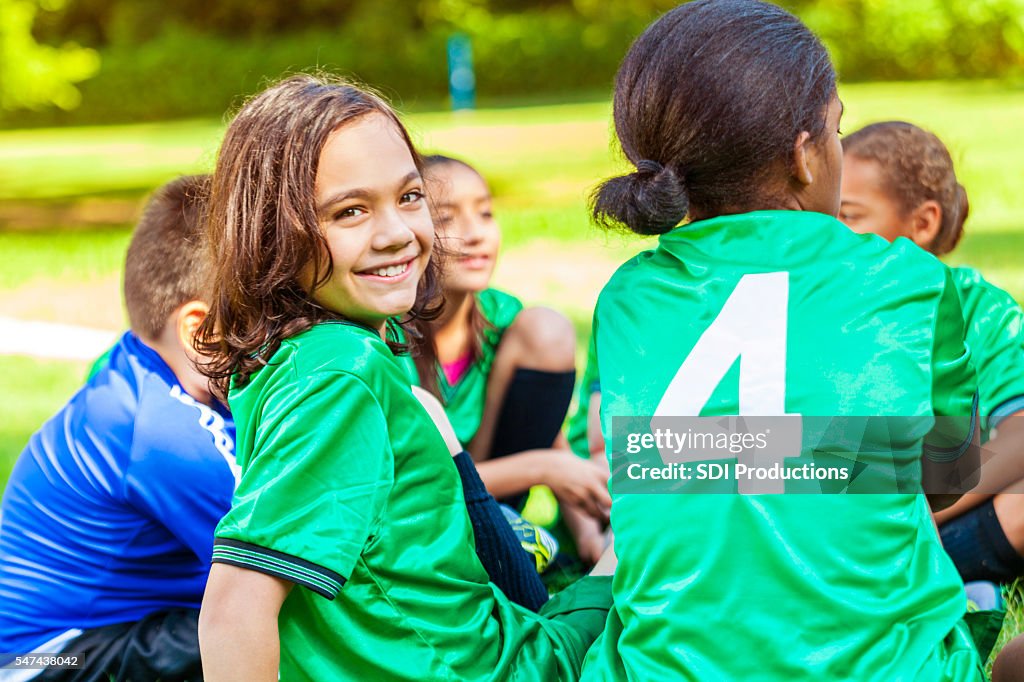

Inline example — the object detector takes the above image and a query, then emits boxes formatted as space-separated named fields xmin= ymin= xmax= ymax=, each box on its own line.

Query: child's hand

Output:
xmin=545 ymin=453 xmax=611 ymax=522
xmin=589 ymin=535 xmax=617 ymax=576
xmin=561 ymin=500 xmax=607 ymax=566
xmin=576 ymin=526 xmax=607 ymax=566
xmin=411 ymin=386 xmax=462 ymax=457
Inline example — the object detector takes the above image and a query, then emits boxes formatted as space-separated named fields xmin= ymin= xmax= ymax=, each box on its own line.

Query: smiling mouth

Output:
xmin=357 ymin=257 xmax=417 ymax=280
xmin=458 ymin=254 xmax=491 ymax=268
xmin=369 ymin=262 xmax=409 ymax=277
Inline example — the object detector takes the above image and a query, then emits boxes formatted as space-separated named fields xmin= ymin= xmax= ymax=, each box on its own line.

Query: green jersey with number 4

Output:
xmin=582 ymin=211 xmax=983 ymax=681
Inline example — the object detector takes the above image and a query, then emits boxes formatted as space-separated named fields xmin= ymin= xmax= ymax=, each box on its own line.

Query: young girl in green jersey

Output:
xmin=580 ymin=0 xmax=997 ymax=679
xmin=195 ymin=74 xmax=614 ymax=682
xmin=409 ymin=155 xmax=609 ymax=563
xmin=840 ymin=121 xmax=1024 ymax=584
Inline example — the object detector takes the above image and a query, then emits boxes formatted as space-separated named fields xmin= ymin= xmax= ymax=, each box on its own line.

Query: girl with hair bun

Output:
xmin=841 ymin=121 xmax=1024 ymax=586
xmin=583 ymin=1 xmax=988 ymax=679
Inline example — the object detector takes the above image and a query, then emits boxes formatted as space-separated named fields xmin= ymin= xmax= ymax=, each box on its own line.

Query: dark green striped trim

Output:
xmin=924 ymin=393 xmax=979 ymax=463
xmin=212 ymin=538 xmax=345 ymax=600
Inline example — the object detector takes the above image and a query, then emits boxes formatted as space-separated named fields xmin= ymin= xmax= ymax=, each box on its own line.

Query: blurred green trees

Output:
xmin=3 ymin=0 xmax=1023 ymax=126
xmin=794 ymin=0 xmax=1024 ymax=80
xmin=0 ymin=0 xmax=98 ymax=111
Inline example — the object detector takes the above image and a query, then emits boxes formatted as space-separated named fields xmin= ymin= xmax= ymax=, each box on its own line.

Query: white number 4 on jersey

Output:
xmin=651 ymin=272 xmax=801 ymax=494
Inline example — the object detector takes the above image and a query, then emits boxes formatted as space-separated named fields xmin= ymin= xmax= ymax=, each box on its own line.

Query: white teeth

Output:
xmin=371 ymin=263 xmax=408 ymax=277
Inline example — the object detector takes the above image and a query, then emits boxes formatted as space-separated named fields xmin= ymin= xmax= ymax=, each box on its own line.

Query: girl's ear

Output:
xmin=176 ymin=300 xmax=211 ymax=358
xmin=791 ymin=131 xmax=814 ymax=187
xmin=909 ymin=200 xmax=942 ymax=250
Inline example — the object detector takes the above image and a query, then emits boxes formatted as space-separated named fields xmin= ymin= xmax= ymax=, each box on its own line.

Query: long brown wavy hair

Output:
xmin=196 ymin=74 xmax=442 ymax=400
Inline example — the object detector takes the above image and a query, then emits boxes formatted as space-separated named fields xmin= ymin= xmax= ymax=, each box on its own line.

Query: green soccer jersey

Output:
xmin=398 ymin=287 xmax=523 ymax=446
xmin=567 ymin=265 xmax=1024 ymax=458
xmin=567 ymin=334 xmax=600 ymax=459
xmin=582 ymin=211 xmax=984 ymax=681
xmin=213 ymin=321 xmax=610 ymax=681
xmin=952 ymin=266 xmax=1024 ymax=439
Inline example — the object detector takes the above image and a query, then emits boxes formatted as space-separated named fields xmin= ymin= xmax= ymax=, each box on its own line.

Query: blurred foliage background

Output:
xmin=2 ymin=0 xmax=1024 ymax=126
xmin=2 ymin=0 xmax=1024 ymax=661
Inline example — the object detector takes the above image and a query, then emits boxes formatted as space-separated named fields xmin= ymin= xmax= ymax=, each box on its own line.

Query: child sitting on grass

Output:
xmin=406 ymin=155 xmax=610 ymax=568
xmin=840 ymin=121 xmax=1024 ymax=585
xmin=582 ymin=1 xmax=990 ymax=678
xmin=196 ymin=74 xmax=615 ymax=682
xmin=0 ymin=175 xmax=236 ymax=682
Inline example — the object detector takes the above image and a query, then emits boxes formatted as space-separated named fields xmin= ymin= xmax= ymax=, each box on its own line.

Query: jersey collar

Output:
xmin=657 ymin=210 xmax=848 ymax=268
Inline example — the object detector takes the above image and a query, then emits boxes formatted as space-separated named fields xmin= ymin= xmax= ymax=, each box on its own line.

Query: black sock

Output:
xmin=453 ymin=451 xmax=549 ymax=611
xmin=487 ymin=368 xmax=575 ymax=509
xmin=489 ymin=368 xmax=576 ymax=459
xmin=940 ymin=499 xmax=1024 ymax=583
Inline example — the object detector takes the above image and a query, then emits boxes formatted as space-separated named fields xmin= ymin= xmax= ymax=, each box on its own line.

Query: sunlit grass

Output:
xmin=0 ymin=356 xmax=89 ymax=484
xmin=2 ymin=79 xmax=1024 ymax=662
xmin=3 ymin=81 xmax=1024 ymax=463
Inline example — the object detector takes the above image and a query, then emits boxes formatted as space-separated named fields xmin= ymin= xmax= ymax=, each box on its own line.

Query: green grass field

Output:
xmin=2 ymin=77 xmax=1024 ymax=666
xmin=3 ymin=80 xmax=1024 ymax=478
xmin=3 ymin=79 xmax=1024 ymax=470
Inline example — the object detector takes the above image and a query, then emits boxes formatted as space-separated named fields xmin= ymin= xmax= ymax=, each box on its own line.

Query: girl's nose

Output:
xmin=373 ymin=209 xmax=416 ymax=251
xmin=460 ymin=216 xmax=487 ymax=245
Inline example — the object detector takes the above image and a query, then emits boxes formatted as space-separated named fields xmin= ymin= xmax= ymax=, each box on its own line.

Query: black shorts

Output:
xmin=34 ymin=608 xmax=201 ymax=682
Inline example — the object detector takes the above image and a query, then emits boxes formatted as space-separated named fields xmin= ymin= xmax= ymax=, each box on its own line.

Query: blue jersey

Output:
xmin=0 ymin=332 xmax=237 ymax=658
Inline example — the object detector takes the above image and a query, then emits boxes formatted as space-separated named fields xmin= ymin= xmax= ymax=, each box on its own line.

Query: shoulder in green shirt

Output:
xmin=398 ymin=287 xmax=524 ymax=446
xmin=214 ymin=321 xmax=609 ymax=680
xmin=951 ymin=265 xmax=1024 ymax=437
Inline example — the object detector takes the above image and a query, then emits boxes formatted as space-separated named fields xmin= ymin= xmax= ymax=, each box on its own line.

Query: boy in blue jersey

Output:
xmin=0 ymin=175 xmax=237 ymax=682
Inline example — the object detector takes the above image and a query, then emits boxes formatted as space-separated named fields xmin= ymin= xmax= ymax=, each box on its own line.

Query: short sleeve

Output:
xmin=479 ymin=289 xmax=525 ymax=358
xmin=969 ymin=287 xmax=1024 ymax=430
xmin=213 ymin=371 xmax=392 ymax=600
xmin=924 ymin=269 xmax=979 ymax=462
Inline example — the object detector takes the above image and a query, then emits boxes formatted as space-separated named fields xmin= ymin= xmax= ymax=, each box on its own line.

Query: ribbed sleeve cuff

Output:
xmin=212 ymin=538 xmax=345 ymax=599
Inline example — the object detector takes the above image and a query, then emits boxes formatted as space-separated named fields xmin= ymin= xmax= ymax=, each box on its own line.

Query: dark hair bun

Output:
xmin=594 ymin=0 xmax=835 ymax=229
xmin=591 ymin=163 xmax=689 ymax=236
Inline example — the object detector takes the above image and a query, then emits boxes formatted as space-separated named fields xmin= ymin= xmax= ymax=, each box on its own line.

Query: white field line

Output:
xmin=0 ymin=316 xmax=118 ymax=361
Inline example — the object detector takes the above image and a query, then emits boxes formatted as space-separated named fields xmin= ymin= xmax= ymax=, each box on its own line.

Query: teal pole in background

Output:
xmin=447 ymin=34 xmax=476 ymax=110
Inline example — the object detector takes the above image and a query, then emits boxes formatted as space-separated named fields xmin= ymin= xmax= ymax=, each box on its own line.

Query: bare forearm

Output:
xmin=934 ymin=412 xmax=1024 ymax=523
xmin=933 ymin=492 xmax=991 ymax=525
xmin=475 ymin=450 xmax=551 ymax=498
xmin=562 ymin=500 xmax=606 ymax=565
xmin=199 ymin=610 xmax=280 ymax=681
xmin=969 ymin=416 xmax=1024 ymax=493
xmin=562 ymin=500 xmax=602 ymax=540
xmin=200 ymin=564 xmax=291 ymax=682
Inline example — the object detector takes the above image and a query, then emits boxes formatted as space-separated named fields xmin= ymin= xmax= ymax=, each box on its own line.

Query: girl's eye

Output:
xmin=401 ymin=190 xmax=425 ymax=205
xmin=481 ymin=210 xmax=494 ymax=220
xmin=334 ymin=207 xmax=365 ymax=220
xmin=435 ymin=213 xmax=454 ymax=227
